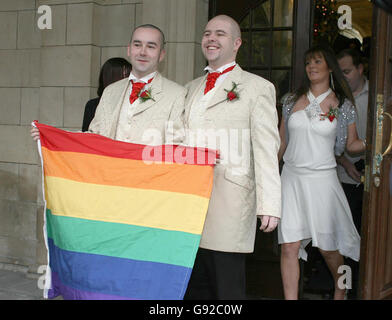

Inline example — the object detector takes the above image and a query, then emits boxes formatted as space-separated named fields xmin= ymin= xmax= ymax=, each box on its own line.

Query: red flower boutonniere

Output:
xmin=320 ymin=106 xmax=339 ymax=122
xmin=224 ymin=82 xmax=240 ymax=102
xmin=139 ymin=89 xmax=155 ymax=103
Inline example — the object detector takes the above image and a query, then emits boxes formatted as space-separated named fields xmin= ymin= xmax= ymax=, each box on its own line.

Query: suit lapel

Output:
xmin=108 ymin=79 xmax=131 ymax=139
xmin=132 ymin=72 xmax=164 ymax=116
xmin=185 ymin=75 xmax=207 ymax=123
xmin=206 ymin=64 xmax=243 ymax=110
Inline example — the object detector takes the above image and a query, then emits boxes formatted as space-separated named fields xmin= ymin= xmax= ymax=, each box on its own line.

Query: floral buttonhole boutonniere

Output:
xmin=320 ymin=106 xmax=339 ymax=122
xmin=224 ymin=82 xmax=240 ymax=102
xmin=139 ymin=89 xmax=155 ymax=103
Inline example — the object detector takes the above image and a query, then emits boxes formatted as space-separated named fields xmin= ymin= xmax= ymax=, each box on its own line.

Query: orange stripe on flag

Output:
xmin=42 ymin=147 xmax=214 ymax=198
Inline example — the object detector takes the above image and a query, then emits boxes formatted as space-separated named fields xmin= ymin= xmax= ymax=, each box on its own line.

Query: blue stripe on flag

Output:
xmin=48 ymin=238 xmax=192 ymax=300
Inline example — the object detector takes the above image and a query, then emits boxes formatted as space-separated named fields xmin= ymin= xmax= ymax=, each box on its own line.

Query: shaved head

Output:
xmin=202 ymin=14 xmax=242 ymax=69
xmin=209 ymin=15 xmax=241 ymax=40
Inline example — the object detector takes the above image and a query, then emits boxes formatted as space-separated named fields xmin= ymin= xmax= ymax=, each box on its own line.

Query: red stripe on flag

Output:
xmin=34 ymin=121 xmax=218 ymax=166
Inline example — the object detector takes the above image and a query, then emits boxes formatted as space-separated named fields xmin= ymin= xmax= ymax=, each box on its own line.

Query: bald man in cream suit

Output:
xmin=184 ymin=15 xmax=281 ymax=300
xmin=88 ymin=24 xmax=185 ymax=145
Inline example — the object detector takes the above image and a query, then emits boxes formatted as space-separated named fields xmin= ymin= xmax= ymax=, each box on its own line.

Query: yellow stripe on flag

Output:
xmin=45 ymin=176 xmax=209 ymax=234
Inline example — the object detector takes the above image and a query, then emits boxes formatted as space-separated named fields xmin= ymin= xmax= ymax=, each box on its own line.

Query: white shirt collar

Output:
xmin=355 ymin=78 xmax=369 ymax=98
xmin=128 ymin=71 xmax=157 ymax=83
xmin=204 ymin=61 xmax=236 ymax=74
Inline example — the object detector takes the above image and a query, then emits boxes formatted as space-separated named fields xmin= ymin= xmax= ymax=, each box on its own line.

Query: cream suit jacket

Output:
xmin=185 ymin=64 xmax=281 ymax=253
xmin=88 ymin=72 xmax=186 ymax=145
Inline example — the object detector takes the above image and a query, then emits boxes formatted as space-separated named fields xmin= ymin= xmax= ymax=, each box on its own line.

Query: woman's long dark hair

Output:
xmin=97 ymin=57 xmax=131 ymax=97
xmin=293 ymin=45 xmax=355 ymax=108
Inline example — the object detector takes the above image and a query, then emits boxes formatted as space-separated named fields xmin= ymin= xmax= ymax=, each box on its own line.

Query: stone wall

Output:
xmin=0 ymin=0 xmax=208 ymax=273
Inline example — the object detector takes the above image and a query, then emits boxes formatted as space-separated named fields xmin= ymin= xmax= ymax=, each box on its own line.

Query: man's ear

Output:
xmin=127 ymin=43 xmax=131 ymax=57
xmin=159 ymin=48 xmax=166 ymax=63
xmin=358 ymin=63 xmax=364 ymax=76
xmin=234 ymin=37 xmax=242 ymax=52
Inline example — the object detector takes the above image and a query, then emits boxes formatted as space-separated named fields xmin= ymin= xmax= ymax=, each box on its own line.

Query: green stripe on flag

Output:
xmin=46 ymin=209 xmax=200 ymax=268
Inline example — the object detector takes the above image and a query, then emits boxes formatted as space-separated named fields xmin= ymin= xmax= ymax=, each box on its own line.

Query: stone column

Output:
xmin=142 ymin=0 xmax=208 ymax=85
xmin=0 ymin=1 xmax=41 ymax=272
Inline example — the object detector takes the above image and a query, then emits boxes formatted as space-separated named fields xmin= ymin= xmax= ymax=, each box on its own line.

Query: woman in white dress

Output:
xmin=278 ymin=45 xmax=366 ymax=300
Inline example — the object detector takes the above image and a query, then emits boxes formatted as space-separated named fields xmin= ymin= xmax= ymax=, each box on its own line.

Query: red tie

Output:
xmin=204 ymin=65 xmax=235 ymax=94
xmin=129 ymin=78 xmax=153 ymax=104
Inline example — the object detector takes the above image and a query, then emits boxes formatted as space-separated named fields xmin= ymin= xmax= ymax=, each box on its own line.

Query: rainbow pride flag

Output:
xmin=34 ymin=122 xmax=217 ymax=300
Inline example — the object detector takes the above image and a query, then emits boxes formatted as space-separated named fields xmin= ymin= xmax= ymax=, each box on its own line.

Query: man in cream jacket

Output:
xmin=31 ymin=24 xmax=185 ymax=145
xmin=184 ymin=15 xmax=281 ymax=300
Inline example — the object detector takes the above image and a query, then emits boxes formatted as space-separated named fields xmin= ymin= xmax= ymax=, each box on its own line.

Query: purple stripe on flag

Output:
xmin=48 ymin=271 xmax=136 ymax=300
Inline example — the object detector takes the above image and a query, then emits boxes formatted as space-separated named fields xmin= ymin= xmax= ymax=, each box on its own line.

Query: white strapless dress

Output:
xmin=278 ymin=90 xmax=360 ymax=261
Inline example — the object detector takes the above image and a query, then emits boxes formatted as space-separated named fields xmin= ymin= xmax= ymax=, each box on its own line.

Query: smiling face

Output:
xmin=201 ymin=16 xmax=242 ymax=69
xmin=128 ymin=27 xmax=165 ymax=78
xmin=305 ymin=52 xmax=331 ymax=85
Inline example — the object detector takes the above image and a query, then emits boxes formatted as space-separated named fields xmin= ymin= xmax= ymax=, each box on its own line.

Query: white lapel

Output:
xmin=184 ymin=75 xmax=207 ymax=124
xmin=107 ymin=79 xmax=131 ymax=139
